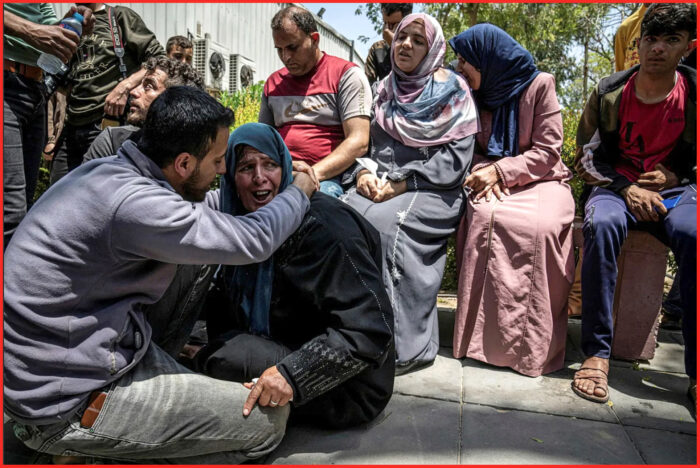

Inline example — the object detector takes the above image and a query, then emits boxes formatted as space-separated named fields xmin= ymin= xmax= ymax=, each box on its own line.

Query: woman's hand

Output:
xmin=473 ymin=182 xmax=510 ymax=203
xmin=357 ymin=171 xmax=382 ymax=200
xmin=292 ymin=160 xmax=320 ymax=190
xmin=243 ymin=366 xmax=293 ymax=416
xmin=464 ymin=164 xmax=508 ymax=201
xmin=373 ymin=180 xmax=407 ymax=203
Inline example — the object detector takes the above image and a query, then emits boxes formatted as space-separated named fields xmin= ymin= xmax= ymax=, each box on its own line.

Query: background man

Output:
xmin=4 ymin=87 xmax=315 ymax=463
xmin=166 ymin=34 xmax=194 ymax=64
xmin=259 ymin=6 xmax=371 ymax=197
xmin=614 ymin=4 xmax=649 ymax=72
xmin=50 ymin=2 xmax=165 ymax=183
xmin=83 ymin=56 xmax=204 ymax=161
xmin=573 ymin=3 xmax=696 ymax=406
xmin=3 ymin=4 xmax=93 ymax=248
xmin=364 ymin=3 xmax=413 ymax=85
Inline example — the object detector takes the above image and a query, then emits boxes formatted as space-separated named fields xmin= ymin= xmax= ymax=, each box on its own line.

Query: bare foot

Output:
xmin=572 ymin=356 xmax=610 ymax=402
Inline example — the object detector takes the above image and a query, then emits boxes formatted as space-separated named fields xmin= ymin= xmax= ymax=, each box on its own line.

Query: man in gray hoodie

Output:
xmin=3 ymin=86 xmax=315 ymax=463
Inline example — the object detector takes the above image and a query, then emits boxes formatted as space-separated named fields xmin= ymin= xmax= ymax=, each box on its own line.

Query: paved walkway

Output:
xmin=4 ymin=312 xmax=696 ymax=464
xmin=263 ymin=311 xmax=696 ymax=465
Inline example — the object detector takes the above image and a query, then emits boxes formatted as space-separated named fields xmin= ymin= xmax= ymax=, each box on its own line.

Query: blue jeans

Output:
xmin=11 ymin=264 xmax=289 ymax=463
xmin=581 ymin=185 xmax=697 ymax=378
xmin=3 ymin=71 xmax=46 ymax=249
xmin=320 ymin=176 xmax=344 ymax=198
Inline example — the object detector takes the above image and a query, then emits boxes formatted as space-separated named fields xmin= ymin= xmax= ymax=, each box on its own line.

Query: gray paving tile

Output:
xmin=393 ymin=349 xmax=462 ymax=402
xmin=265 ymin=394 xmax=460 ymax=464
xmin=567 ymin=318 xmax=686 ymax=372
xmin=638 ymin=338 xmax=685 ymax=373
xmin=462 ymin=359 xmax=617 ymax=423
xmin=625 ymin=425 xmax=697 ymax=465
xmin=658 ymin=327 xmax=684 ymax=345
xmin=461 ymin=404 xmax=644 ymax=465
xmin=606 ymin=366 xmax=695 ymax=434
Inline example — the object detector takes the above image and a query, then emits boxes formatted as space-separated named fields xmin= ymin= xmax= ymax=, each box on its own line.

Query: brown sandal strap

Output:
xmin=576 ymin=366 xmax=608 ymax=377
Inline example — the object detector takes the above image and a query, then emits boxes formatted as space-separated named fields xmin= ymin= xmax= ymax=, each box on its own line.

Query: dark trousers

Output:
xmin=581 ymin=185 xmax=697 ymax=378
xmin=146 ymin=263 xmax=216 ymax=357
xmin=663 ymin=274 xmax=683 ymax=319
xmin=3 ymin=71 xmax=46 ymax=249
xmin=196 ymin=330 xmax=395 ymax=429
xmin=50 ymin=120 xmax=102 ymax=185
xmin=198 ymin=332 xmax=291 ymax=382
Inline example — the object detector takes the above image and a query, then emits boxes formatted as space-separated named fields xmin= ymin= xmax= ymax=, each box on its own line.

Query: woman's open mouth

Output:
xmin=253 ymin=190 xmax=273 ymax=202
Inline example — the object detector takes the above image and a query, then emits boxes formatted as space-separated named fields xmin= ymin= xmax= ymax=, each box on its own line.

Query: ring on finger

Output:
xmin=270 ymin=400 xmax=279 ymax=406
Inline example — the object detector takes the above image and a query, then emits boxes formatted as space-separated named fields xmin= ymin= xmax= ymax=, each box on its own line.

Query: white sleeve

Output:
xmin=337 ymin=66 xmax=372 ymax=121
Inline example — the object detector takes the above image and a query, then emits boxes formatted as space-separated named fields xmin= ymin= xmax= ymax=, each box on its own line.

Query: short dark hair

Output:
xmin=143 ymin=56 xmax=204 ymax=90
xmin=381 ymin=3 xmax=413 ymax=17
xmin=641 ymin=3 xmax=696 ymax=39
xmin=138 ymin=86 xmax=234 ymax=167
xmin=271 ymin=6 xmax=317 ymax=35
xmin=165 ymin=35 xmax=193 ymax=54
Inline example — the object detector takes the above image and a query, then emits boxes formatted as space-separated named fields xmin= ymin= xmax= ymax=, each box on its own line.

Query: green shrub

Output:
xmin=33 ymin=160 xmax=51 ymax=203
xmin=561 ymin=108 xmax=586 ymax=215
xmin=218 ymin=81 xmax=264 ymax=131
xmin=211 ymin=82 xmax=265 ymax=189
xmin=440 ymin=235 xmax=458 ymax=293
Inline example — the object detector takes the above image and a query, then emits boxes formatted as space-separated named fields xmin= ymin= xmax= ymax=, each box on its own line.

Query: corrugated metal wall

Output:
xmin=52 ymin=2 xmax=364 ymax=91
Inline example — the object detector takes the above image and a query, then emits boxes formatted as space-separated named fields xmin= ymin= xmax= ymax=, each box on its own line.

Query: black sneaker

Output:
xmin=395 ymin=359 xmax=435 ymax=376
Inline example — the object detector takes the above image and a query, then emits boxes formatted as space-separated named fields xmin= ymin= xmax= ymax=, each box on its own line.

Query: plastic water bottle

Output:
xmin=37 ymin=12 xmax=84 ymax=76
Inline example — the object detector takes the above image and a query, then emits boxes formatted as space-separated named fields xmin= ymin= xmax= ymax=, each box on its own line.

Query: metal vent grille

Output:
xmin=229 ymin=54 xmax=256 ymax=93
xmin=193 ymin=38 xmax=208 ymax=78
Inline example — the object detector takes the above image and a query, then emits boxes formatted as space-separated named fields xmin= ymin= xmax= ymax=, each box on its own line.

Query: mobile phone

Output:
xmin=662 ymin=195 xmax=682 ymax=210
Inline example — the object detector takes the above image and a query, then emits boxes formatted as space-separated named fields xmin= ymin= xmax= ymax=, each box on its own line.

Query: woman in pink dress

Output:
xmin=449 ymin=24 xmax=575 ymax=377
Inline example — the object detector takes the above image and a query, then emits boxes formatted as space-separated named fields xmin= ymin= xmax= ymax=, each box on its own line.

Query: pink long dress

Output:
xmin=453 ymin=73 xmax=575 ymax=377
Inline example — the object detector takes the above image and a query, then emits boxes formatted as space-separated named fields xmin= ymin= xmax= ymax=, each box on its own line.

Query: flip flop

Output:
xmin=571 ymin=366 xmax=609 ymax=403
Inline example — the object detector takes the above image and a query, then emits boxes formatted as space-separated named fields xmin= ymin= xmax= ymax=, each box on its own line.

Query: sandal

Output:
xmin=571 ymin=367 xmax=609 ymax=403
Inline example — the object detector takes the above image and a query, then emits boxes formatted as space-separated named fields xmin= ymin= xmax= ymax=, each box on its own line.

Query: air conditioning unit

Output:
xmin=229 ymin=54 xmax=257 ymax=93
xmin=193 ymin=36 xmax=230 ymax=92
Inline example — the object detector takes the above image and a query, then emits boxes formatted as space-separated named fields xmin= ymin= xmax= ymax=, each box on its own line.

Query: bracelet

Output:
xmin=492 ymin=163 xmax=505 ymax=183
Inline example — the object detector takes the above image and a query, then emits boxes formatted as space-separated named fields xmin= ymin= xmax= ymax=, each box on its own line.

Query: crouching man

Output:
xmin=191 ymin=123 xmax=395 ymax=429
xmin=3 ymin=87 xmax=316 ymax=463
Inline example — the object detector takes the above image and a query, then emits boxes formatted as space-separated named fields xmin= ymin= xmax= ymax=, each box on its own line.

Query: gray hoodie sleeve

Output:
xmin=111 ymin=185 xmax=309 ymax=265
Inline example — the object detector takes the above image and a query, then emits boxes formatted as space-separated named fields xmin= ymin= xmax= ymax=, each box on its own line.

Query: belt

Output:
xmin=3 ymin=59 xmax=43 ymax=81
xmin=80 ymin=391 xmax=108 ymax=429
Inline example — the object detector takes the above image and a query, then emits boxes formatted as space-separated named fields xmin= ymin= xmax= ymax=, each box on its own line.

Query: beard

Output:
xmin=126 ymin=109 xmax=146 ymax=127
xmin=181 ymin=162 xmax=208 ymax=202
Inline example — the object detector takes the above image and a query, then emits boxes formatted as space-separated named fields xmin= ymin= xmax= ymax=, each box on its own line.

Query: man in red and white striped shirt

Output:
xmin=259 ymin=6 xmax=371 ymax=197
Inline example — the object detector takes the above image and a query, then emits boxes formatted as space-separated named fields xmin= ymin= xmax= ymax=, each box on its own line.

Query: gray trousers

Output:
xmin=11 ymin=265 xmax=289 ymax=463
xmin=3 ymin=71 xmax=46 ymax=249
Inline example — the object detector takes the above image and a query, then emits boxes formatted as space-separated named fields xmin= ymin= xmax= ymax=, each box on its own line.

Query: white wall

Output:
xmin=52 ymin=2 xmax=364 ymax=88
